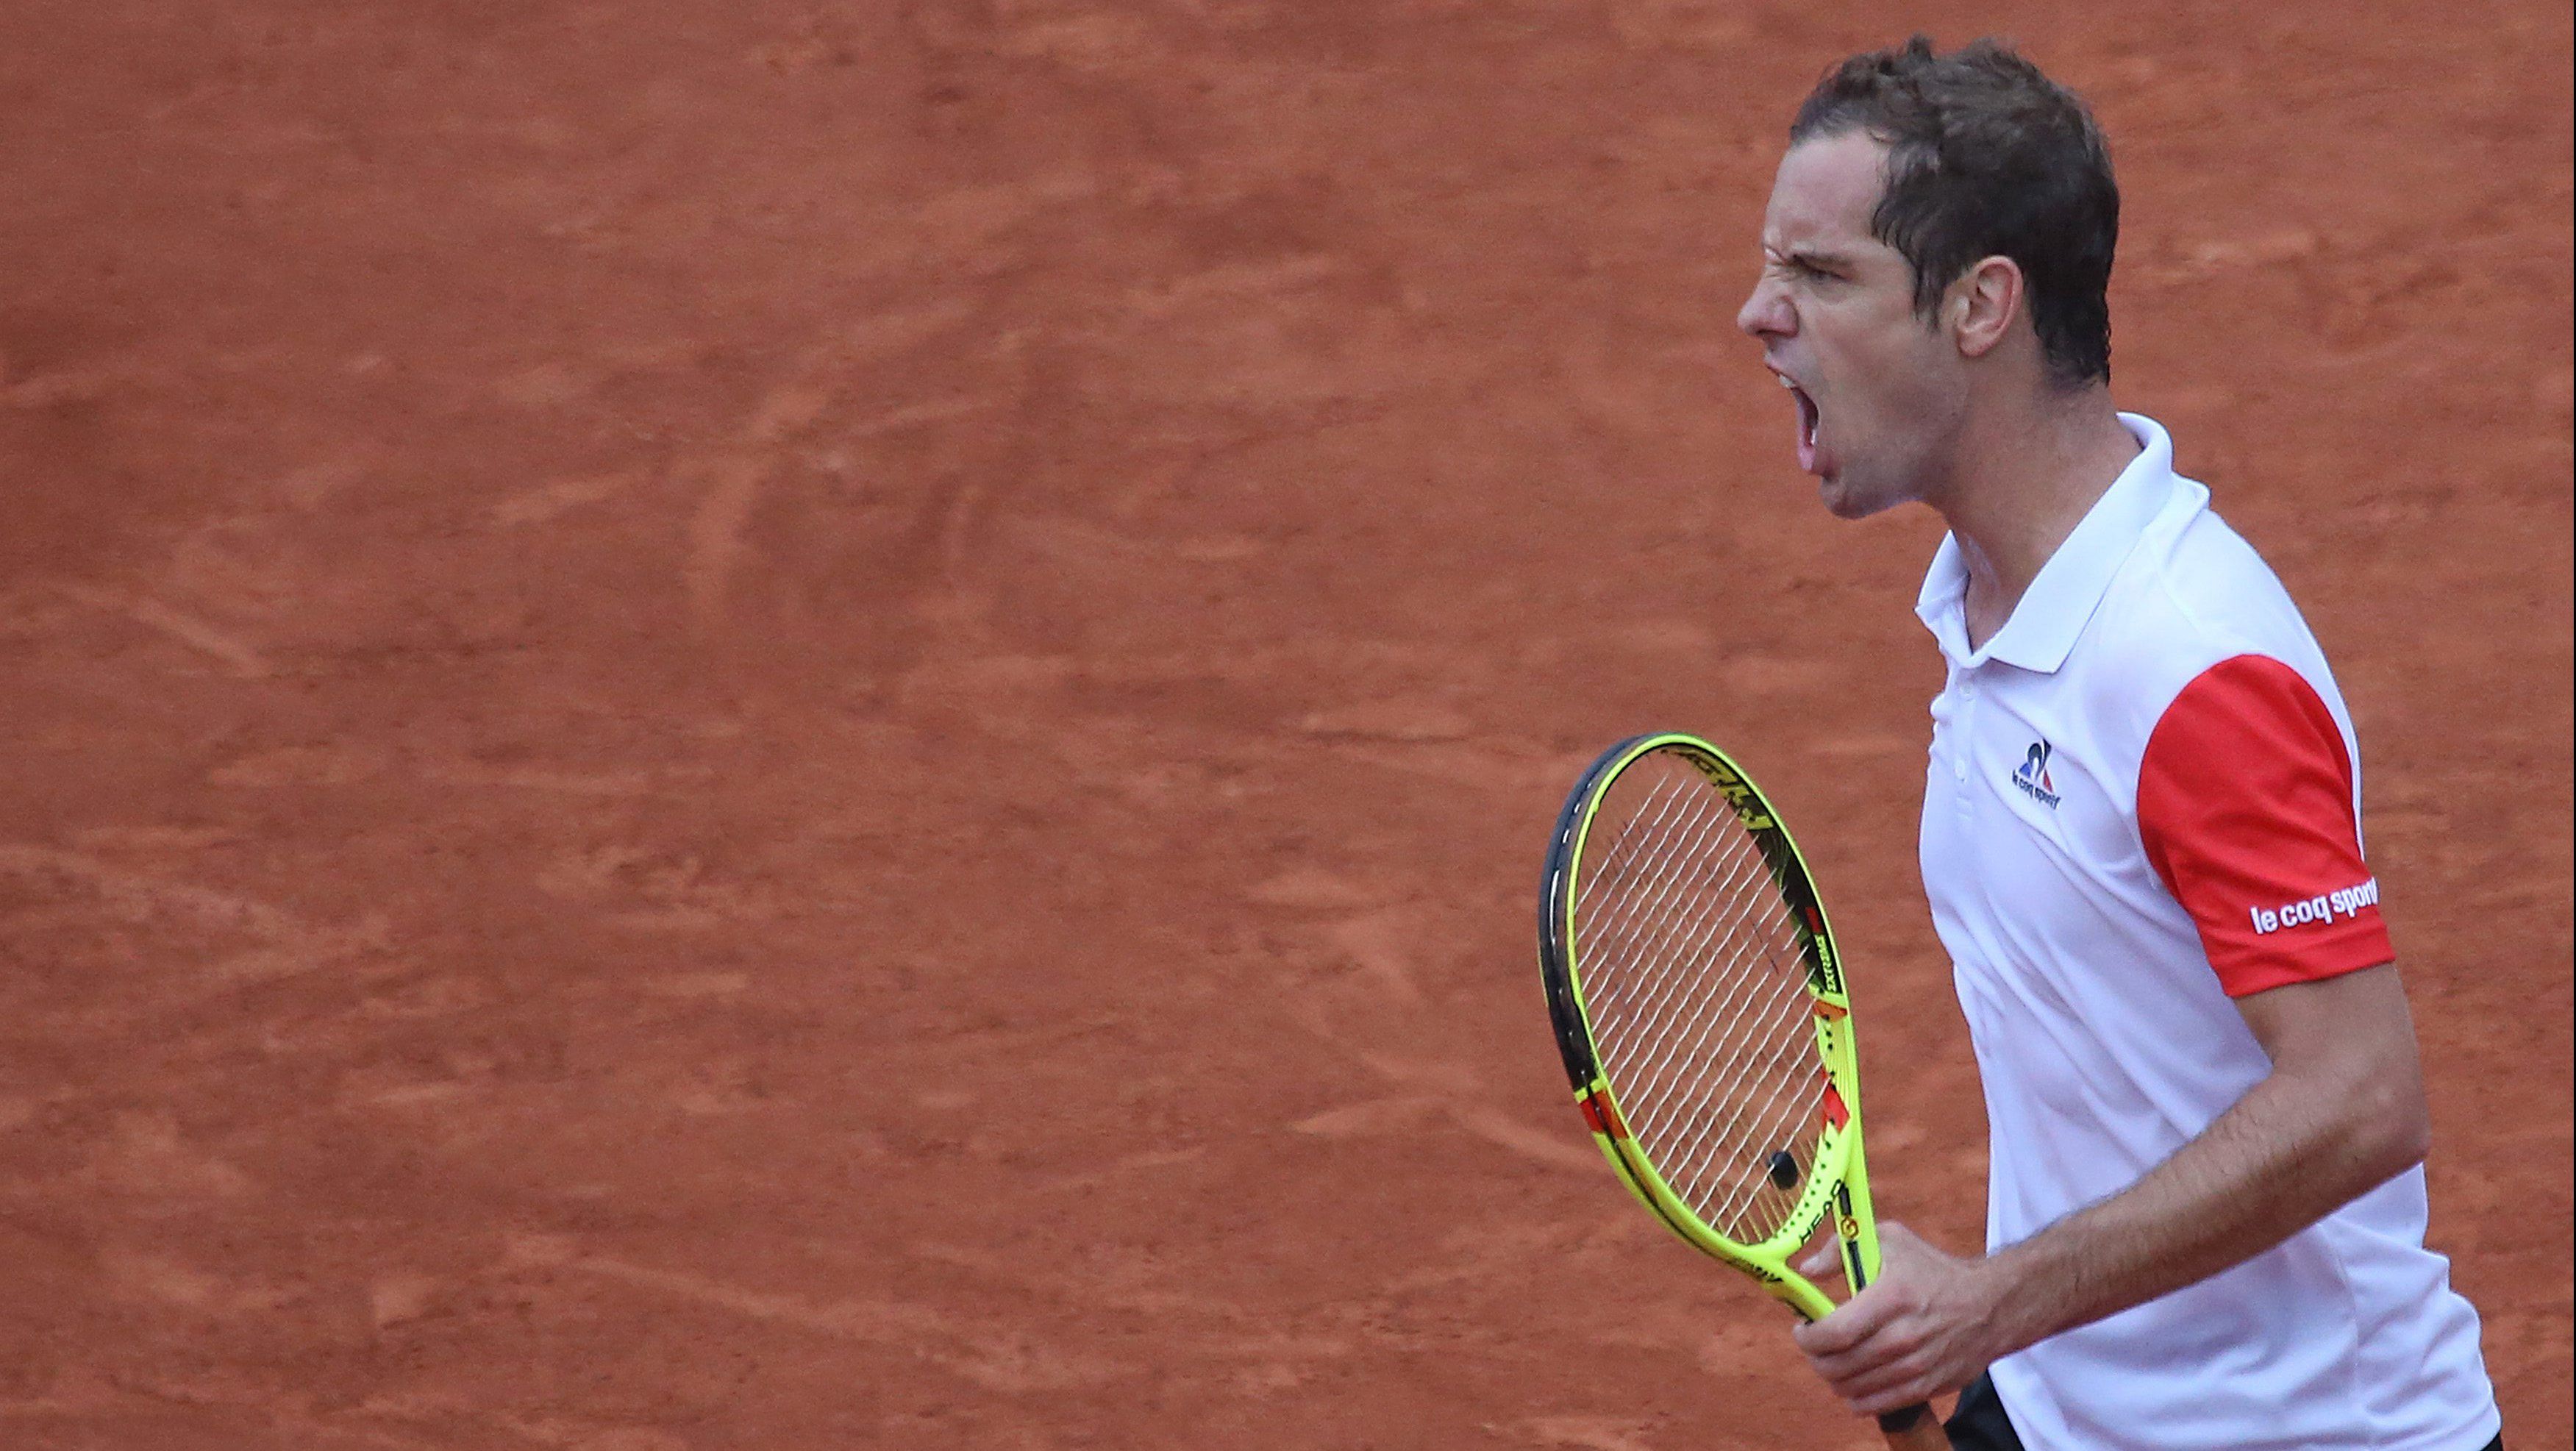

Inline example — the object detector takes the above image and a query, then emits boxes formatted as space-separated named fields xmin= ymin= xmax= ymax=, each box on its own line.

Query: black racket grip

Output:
xmin=1877 ymin=1401 xmax=1949 ymax=1449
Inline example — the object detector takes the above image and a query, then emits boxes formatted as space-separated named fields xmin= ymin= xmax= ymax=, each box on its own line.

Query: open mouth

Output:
xmin=1779 ymin=374 xmax=1821 ymax=474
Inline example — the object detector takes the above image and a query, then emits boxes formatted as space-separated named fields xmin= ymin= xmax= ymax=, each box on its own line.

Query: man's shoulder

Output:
xmin=2074 ymin=496 xmax=2343 ymax=752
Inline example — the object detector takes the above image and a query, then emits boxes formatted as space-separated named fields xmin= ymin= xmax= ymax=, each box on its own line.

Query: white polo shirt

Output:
xmin=1916 ymin=414 xmax=2499 ymax=1450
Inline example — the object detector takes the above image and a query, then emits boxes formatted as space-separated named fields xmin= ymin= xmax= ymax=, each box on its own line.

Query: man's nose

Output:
xmin=1736 ymin=277 xmax=1791 ymax=340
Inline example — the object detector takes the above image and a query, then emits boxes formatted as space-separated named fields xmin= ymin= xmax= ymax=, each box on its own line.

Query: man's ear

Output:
xmin=1949 ymin=256 xmax=2024 ymax=360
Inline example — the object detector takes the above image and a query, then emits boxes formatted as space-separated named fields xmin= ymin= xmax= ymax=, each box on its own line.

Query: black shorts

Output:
xmin=1941 ymin=1372 xmax=2020 ymax=1451
xmin=1942 ymin=1372 xmax=2503 ymax=1451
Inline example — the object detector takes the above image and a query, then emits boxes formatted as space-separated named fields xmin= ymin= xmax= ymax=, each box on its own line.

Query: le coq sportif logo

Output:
xmin=2250 ymin=877 xmax=2380 ymax=935
xmin=2011 ymin=740 xmax=2061 ymax=809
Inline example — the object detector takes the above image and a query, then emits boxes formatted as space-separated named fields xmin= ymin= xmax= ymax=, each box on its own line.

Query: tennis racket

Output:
xmin=1538 ymin=732 xmax=1944 ymax=1448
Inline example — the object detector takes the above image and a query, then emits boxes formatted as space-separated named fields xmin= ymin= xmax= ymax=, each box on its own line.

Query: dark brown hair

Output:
xmin=1792 ymin=37 xmax=2119 ymax=387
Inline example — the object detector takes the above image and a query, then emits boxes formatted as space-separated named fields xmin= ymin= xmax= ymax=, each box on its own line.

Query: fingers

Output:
xmin=1874 ymin=1220 xmax=1928 ymax=1257
xmin=1791 ymin=1280 xmax=1897 ymax=1357
xmin=1850 ymin=1365 xmax=1955 ymax=1419
xmin=1797 ymin=1237 xmax=1844 ymax=1281
xmin=1802 ymin=1218 xmax=1924 ymax=1286
xmin=1799 ymin=1313 xmax=1954 ymax=1417
xmin=1787 ymin=1219 xmax=1995 ymax=1419
xmin=1822 ymin=1340 xmax=1941 ymax=1411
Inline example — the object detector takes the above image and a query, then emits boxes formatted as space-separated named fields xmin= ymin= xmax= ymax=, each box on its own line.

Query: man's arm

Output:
xmin=1792 ymin=960 xmax=2430 ymax=1418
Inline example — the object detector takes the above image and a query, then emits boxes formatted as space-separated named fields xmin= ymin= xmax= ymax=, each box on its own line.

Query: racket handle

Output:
xmin=1877 ymin=1402 xmax=1949 ymax=1449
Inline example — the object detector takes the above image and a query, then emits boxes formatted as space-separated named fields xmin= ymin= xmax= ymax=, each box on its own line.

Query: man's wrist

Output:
xmin=1970 ymin=1237 xmax=2068 ymax=1363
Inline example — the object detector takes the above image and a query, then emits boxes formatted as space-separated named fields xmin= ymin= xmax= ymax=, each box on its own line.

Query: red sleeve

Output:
xmin=2136 ymin=654 xmax=2394 ymax=997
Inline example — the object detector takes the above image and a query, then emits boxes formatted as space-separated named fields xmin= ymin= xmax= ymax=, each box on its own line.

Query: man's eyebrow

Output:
xmin=1774 ymin=246 xmax=1859 ymax=272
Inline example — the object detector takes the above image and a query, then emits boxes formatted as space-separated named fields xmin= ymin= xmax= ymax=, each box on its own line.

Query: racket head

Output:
xmin=1538 ymin=733 xmax=1881 ymax=1321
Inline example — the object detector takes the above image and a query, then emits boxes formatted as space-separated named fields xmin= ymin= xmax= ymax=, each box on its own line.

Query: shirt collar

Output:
xmin=1915 ymin=413 xmax=2180 ymax=672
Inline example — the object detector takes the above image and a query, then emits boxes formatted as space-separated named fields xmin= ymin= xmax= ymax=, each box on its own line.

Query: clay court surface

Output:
xmin=2 ymin=1 xmax=2568 ymax=1447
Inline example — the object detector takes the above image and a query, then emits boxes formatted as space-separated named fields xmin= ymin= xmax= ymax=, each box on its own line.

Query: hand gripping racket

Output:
xmin=1538 ymin=734 xmax=1944 ymax=1448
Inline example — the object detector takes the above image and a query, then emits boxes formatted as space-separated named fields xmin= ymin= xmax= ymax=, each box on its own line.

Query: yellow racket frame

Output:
xmin=1538 ymin=732 xmax=1885 ymax=1324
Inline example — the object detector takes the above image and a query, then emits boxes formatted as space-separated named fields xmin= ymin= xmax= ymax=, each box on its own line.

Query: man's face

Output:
xmin=1736 ymin=129 xmax=1966 ymax=518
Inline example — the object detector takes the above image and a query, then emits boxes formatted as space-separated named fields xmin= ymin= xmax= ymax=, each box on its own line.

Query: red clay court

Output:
xmin=2 ymin=2 xmax=2568 ymax=1447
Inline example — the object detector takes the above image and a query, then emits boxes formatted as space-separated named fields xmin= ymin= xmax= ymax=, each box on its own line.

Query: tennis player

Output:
xmin=1734 ymin=38 xmax=2504 ymax=1451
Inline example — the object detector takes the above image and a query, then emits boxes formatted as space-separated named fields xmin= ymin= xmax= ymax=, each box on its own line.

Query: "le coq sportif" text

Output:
xmin=2249 ymin=877 xmax=2379 ymax=935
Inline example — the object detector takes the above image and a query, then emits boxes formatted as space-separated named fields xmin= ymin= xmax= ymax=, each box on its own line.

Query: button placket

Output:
xmin=1954 ymin=670 xmax=1978 ymax=784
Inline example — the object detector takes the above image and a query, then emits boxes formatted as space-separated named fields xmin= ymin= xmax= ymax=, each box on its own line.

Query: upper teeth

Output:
xmin=1779 ymin=375 xmax=1797 ymax=390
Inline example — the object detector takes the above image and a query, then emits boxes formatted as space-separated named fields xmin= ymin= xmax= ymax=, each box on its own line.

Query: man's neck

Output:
xmin=1936 ymin=388 xmax=2141 ymax=652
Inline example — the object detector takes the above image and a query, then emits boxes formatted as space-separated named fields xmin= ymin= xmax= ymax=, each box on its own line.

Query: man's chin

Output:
xmin=1816 ymin=472 xmax=1877 ymax=520
xmin=1815 ymin=466 xmax=1908 ymax=521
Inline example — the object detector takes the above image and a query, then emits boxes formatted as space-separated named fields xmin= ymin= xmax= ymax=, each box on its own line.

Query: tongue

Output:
xmin=1794 ymin=389 xmax=1819 ymax=473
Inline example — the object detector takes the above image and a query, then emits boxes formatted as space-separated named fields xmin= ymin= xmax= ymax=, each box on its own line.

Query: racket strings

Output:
xmin=1649 ymin=866 xmax=1819 ymax=1222
xmin=1596 ymin=815 xmax=1780 ymax=1144
xmin=1588 ymin=808 xmax=1819 ymax=1236
xmin=1583 ymin=789 xmax=1768 ymax=1124
xmin=1573 ymin=755 xmax=1827 ymax=1244
xmin=1677 ymin=827 xmax=1835 ymax=1229
xmin=1625 ymin=825 xmax=1820 ymax=1230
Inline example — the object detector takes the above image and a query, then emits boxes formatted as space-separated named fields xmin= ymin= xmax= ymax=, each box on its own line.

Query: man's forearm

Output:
xmin=1793 ymin=966 xmax=2436 ymax=1416
xmin=1977 ymin=1051 xmax=2430 ymax=1357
